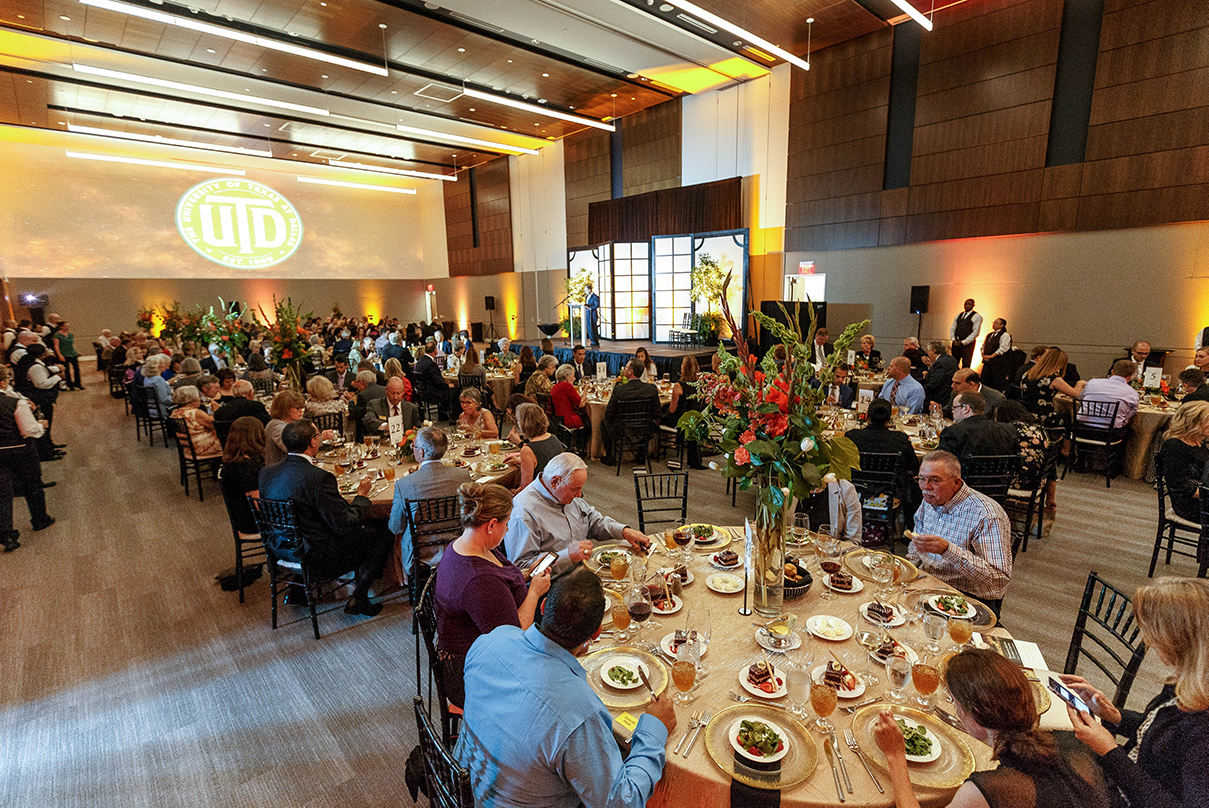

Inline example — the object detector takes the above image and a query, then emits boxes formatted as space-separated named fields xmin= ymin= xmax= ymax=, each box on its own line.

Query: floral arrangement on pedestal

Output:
xmin=256 ymin=297 xmax=313 ymax=391
xmin=679 ymin=275 xmax=867 ymax=616
xmin=200 ymin=298 xmax=249 ymax=360
xmin=178 ymin=305 xmax=209 ymax=354
xmin=158 ymin=301 xmax=184 ymax=346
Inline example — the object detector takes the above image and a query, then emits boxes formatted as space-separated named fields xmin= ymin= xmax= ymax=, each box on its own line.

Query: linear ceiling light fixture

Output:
xmin=888 ymin=0 xmax=934 ymax=30
xmin=66 ymin=123 xmax=274 ymax=157
xmin=71 ymin=63 xmax=330 ymax=116
xmin=394 ymin=123 xmax=539 ymax=156
xmin=461 ymin=89 xmax=615 ymax=131
xmin=78 ymin=0 xmax=389 ymax=75
xmin=328 ymin=160 xmax=456 ymax=181
xmin=65 ymin=150 xmax=246 ymax=174
xmin=658 ymin=0 xmax=810 ymax=70
xmin=297 ymin=176 xmax=416 ymax=194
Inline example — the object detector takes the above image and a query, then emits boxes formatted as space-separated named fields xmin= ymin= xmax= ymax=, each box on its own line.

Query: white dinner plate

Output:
xmin=739 ymin=664 xmax=788 ymax=699
xmin=859 ymin=601 xmax=907 ymax=628
xmin=867 ymin=641 xmax=920 ymax=666
xmin=927 ymin=595 xmax=977 ymax=619
xmin=659 ymin=630 xmax=709 ymax=660
xmin=651 ymin=594 xmax=683 ymax=615
xmin=706 ymin=573 xmax=743 ymax=594
xmin=729 ymin=716 xmax=791 ymax=764
xmin=896 ymin=715 xmax=943 ymax=763
xmin=709 ymin=552 xmax=742 ymax=570
xmin=805 ymin=615 xmax=854 ymax=642
xmin=599 ymin=655 xmax=649 ymax=691
xmin=824 ymin=573 xmax=864 ymax=594
xmin=810 ymin=664 xmax=866 ymax=699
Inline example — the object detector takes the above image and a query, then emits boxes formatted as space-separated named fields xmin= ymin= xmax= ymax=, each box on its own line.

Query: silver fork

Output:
xmin=684 ymin=709 xmax=712 ymax=757
xmin=841 ymin=697 xmax=882 ymax=714
xmin=674 ymin=711 xmax=700 ymax=755
xmin=729 ymin=691 xmax=790 ymax=710
xmin=844 ymin=728 xmax=883 ymax=793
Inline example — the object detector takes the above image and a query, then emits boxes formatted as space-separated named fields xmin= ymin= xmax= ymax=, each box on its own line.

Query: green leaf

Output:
xmin=755 ymin=402 xmax=780 ymax=414
xmin=745 ymin=439 xmax=780 ymax=459
xmin=827 ymin=436 xmax=862 ymax=479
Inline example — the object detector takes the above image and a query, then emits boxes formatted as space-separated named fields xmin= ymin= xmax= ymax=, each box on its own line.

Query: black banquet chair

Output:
xmin=167 ymin=416 xmax=222 ymax=501
xmin=850 ymin=451 xmax=902 ymax=550
xmin=1151 ymin=444 xmax=1208 ymax=578
xmin=610 ymin=398 xmax=656 ymax=475
xmin=1064 ymin=399 xmax=1125 ymax=487
xmin=633 ymin=471 xmax=688 ymax=535
xmin=415 ymin=571 xmax=463 ymax=751
xmin=412 ymin=698 xmax=474 ymax=808
xmin=1063 ymin=570 xmax=1147 ymax=712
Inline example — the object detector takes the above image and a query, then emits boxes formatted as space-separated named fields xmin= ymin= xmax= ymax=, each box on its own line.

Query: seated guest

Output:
xmin=504 ymin=452 xmax=650 ymax=579
xmin=550 ymin=363 xmax=588 ymax=436
xmin=902 ymin=336 xmax=926 ymax=380
xmin=434 ymin=482 xmax=552 ymax=708
xmin=495 ymin=337 xmax=517 ymax=365
xmin=200 ymin=342 xmax=227 ymax=374
xmin=138 ymin=353 xmax=174 ymax=418
xmin=457 ymin=388 xmax=498 ymax=439
xmin=796 ymin=476 xmax=863 ymax=543
xmin=539 ymin=337 xmax=555 ymax=357
xmin=455 ymin=568 xmax=674 ymax=806
xmin=382 ymin=358 xmax=414 ymax=402
xmin=1179 ymin=368 xmax=1209 ymax=402
xmin=1110 ymin=340 xmax=1161 ymax=375
xmin=525 ymin=354 xmax=557 ymax=398
xmin=214 ymin=368 xmax=236 ymax=399
xmin=570 ymin=344 xmax=589 ymax=381
xmin=855 ymin=334 xmax=881 ymax=370
xmin=948 ymin=368 xmax=1005 ymax=419
xmin=413 ymin=342 xmax=448 ymax=414
xmin=215 ymin=380 xmax=271 ymax=426
xmin=922 ymin=340 xmax=959 ymax=405
xmin=197 ymin=375 xmax=222 ymax=410
xmin=304 ymin=375 xmax=348 ymax=420
xmin=0 ymin=366 xmax=54 ymax=550
xmin=938 ymin=390 xmax=1019 ymax=462
xmin=1010 ymin=345 xmax=1049 ymax=397
xmin=265 ymin=390 xmax=306 ymax=467
xmin=169 ymin=386 xmax=222 ymax=458
xmin=170 ymin=357 xmax=204 ymax=390
xmin=163 ymin=353 xmax=183 ymax=382
xmin=258 ymin=419 xmax=392 ymax=616
xmin=809 ymin=327 xmax=833 ymax=369
xmin=846 ymin=399 xmax=921 ymax=527
xmin=506 ymin=403 xmax=564 ymax=493
xmin=1159 ymin=402 xmax=1209 ymax=523
xmin=908 ymin=451 xmax=1012 ymax=615
xmin=388 ymin=426 xmax=471 ymax=577
xmin=994 ymin=400 xmax=1053 ymax=496
xmin=823 ymin=363 xmax=856 ymax=409
xmin=979 ymin=317 xmax=1013 ymax=390
xmin=601 ymin=359 xmax=662 ymax=465
xmin=218 ymin=416 xmax=266 ymax=539
xmin=1188 ymin=346 xmax=1209 ymax=374
xmin=326 ymin=354 xmax=354 ymax=392
xmin=1082 ymin=359 xmax=1139 ymax=429
xmin=351 ymin=369 xmax=386 ymax=409
xmin=380 ymin=331 xmax=411 ymax=369
xmin=241 ymin=352 xmax=280 ymax=388
xmin=875 ymin=648 xmax=1113 ymax=808
xmin=444 ymin=343 xmax=466 ymax=375
xmin=503 ymin=393 xmax=535 ymax=447
xmin=1021 ymin=347 xmax=1086 ymax=428
xmin=878 ymin=357 xmax=927 ymax=415
xmin=512 ymin=345 xmax=538 ymax=390
xmin=1063 ymin=578 xmax=1209 ymax=808
xmin=635 ymin=346 xmax=658 ymax=382
xmin=664 ymin=355 xmax=703 ymax=468
xmin=364 ymin=377 xmax=420 ymax=443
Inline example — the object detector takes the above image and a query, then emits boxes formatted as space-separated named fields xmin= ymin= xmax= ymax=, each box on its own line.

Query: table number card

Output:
xmin=857 ymin=388 xmax=874 ymax=414
xmin=388 ymin=414 xmax=404 ymax=447
xmin=597 ymin=362 xmax=608 ymax=380
xmin=1142 ymin=366 xmax=1161 ymax=389
xmin=847 ymin=349 xmax=856 ymax=365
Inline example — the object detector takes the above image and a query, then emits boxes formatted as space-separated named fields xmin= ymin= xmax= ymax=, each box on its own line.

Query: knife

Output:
xmin=637 ymin=665 xmax=658 ymax=701
xmin=829 ymin=729 xmax=854 ymax=793
xmin=932 ymin=707 xmax=972 ymax=735
xmin=823 ymin=738 xmax=846 ymax=802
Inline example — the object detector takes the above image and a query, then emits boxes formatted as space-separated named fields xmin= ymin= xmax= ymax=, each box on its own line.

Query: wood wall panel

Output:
xmin=587 ymin=178 xmax=740 ymax=244
xmin=563 ymin=127 xmax=612 ymax=247
xmin=444 ymin=157 xmax=513 ymax=277
xmin=621 ymin=98 xmax=681 ymax=198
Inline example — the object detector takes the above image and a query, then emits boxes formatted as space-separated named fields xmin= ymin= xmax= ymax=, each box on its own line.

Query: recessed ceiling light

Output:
xmin=611 ymin=93 xmax=617 ymax=97
xmin=391 ymin=90 xmax=397 ymax=93
xmin=541 ymin=73 xmax=549 ymax=77
xmin=205 ymin=48 xmax=216 ymax=53
xmin=468 ymin=108 xmax=475 ymax=111
xmin=457 ymin=48 xmax=465 ymax=53
xmin=264 ymin=123 xmax=271 ymax=127
xmin=321 ymin=74 xmax=329 ymax=78
xmin=320 ymin=2 xmax=326 ymax=5
xmin=379 ymin=23 xmax=387 ymax=29
xmin=17 ymin=14 xmax=24 ymax=18
xmin=60 ymin=15 xmax=72 ymax=21
xmin=507 ymin=59 xmax=512 ymax=63
xmin=659 ymin=4 xmax=672 ymax=11
xmin=538 ymin=99 xmax=546 ymax=104
xmin=806 ymin=18 xmax=814 ymax=23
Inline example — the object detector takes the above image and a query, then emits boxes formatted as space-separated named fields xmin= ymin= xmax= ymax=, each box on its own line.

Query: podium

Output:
xmin=566 ymin=303 xmax=589 ymax=345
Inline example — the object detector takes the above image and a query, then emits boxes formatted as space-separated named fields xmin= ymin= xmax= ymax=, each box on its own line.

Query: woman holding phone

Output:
xmin=1061 ymin=576 xmax=1209 ymax=808
xmin=434 ymin=482 xmax=552 ymax=708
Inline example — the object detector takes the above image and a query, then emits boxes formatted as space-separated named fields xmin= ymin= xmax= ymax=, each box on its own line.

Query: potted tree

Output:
xmin=690 ymin=253 xmax=732 ymax=346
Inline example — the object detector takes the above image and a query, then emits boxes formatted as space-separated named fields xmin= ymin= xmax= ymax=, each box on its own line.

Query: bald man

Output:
xmin=364 ymin=377 xmax=420 ymax=440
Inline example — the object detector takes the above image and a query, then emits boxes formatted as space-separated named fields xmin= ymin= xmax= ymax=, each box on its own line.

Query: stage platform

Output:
xmin=525 ymin=338 xmax=719 ymax=378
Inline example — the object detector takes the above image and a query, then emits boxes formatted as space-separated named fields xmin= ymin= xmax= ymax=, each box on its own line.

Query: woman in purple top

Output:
xmin=435 ymin=481 xmax=551 ymax=708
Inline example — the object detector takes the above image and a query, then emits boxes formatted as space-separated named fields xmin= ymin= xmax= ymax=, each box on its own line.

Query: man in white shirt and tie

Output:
xmin=811 ymin=327 xmax=833 ymax=369
xmin=949 ymin=299 xmax=983 ymax=369
xmin=571 ymin=345 xmax=589 ymax=382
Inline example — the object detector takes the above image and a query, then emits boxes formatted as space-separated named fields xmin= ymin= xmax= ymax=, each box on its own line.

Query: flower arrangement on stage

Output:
xmin=678 ymin=274 xmax=867 ymax=615
xmin=257 ymin=297 xmax=313 ymax=391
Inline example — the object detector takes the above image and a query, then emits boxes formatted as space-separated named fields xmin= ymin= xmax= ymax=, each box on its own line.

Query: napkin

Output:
xmin=475 ymin=476 xmax=495 ymax=484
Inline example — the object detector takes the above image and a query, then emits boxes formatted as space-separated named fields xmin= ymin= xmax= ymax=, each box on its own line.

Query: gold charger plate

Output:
xmin=588 ymin=543 xmax=636 ymax=576
xmin=843 ymin=548 xmax=922 ymax=583
xmin=580 ymin=646 xmax=668 ymax=710
xmin=908 ymin=587 xmax=997 ymax=631
xmin=680 ymin=524 xmax=733 ymax=551
xmin=851 ymin=704 xmax=975 ymax=790
xmin=703 ymin=703 xmax=818 ymax=791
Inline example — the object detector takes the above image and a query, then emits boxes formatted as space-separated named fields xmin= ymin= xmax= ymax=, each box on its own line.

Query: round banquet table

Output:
xmin=582 ymin=379 xmax=674 ymax=460
xmin=443 ymin=371 xmax=515 ymax=410
xmin=586 ymin=531 xmax=1069 ymax=808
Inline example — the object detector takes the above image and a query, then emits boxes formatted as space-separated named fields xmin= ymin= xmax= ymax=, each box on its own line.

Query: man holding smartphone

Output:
xmin=504 ymin=452 xmax=651 ymax=578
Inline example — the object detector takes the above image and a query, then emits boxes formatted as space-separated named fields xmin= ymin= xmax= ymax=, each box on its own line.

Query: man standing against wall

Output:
xmin=950 ymin=299 xmax=982 ymax=369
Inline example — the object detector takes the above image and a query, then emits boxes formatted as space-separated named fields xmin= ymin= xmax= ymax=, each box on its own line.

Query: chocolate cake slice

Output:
xmin=823 ymin=661 xmax=846 ymax=689
xmin=830 ymin=571 xmax=854 ymax=590
xmin=748 ymin=660 xmax=774 ymax=687
xmin=866 ymin=600 xmax=896 ymax=623
xmin=717 ymin=550 xmax=739 ymax=566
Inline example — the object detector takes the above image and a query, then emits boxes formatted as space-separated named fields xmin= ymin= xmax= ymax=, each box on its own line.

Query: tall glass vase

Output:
xmin=751 ymin=480 xmax=790 ymax=617
xmin=284 ymin=361 xmax=304 ymax=392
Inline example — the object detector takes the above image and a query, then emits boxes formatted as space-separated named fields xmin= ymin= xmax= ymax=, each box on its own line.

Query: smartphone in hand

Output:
xmin=1048 ymin=676 xmax=1091 ymax=714
xmin=526 ymin=552 xmax=558 ymax=581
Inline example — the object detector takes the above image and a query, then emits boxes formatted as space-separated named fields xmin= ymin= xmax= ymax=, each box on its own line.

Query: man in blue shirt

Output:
xmin=455 ymin=568 xmax=676 ymax=808
xmin=878 ymin=356 xmax=926 ymax=414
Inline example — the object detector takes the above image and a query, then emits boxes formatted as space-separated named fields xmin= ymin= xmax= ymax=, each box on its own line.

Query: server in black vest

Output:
xmin=950 ymin=299 xmax=982 ymax=369
xmin=0 ymin=369 xmax=55 ymax=551
xmin=979 ymin=318 xmax=1013 ymax=390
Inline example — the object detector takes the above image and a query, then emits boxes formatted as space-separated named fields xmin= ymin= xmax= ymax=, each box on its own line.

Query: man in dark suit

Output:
xmin=386 ymin=426 xmax=470 ymax=577
xmin=584 ymin=284 xmax=601 ymax=348
xmin=380 ymin=332 xmax=412 ymax=370
xmin=364 ymin=378 xmax=420 ymax=442
xmin=822 ymin=363 xmax=856 ymax=409
xmin=258 ymin=419 xmax=393 ymax=616
xmin=1179 ymin=368 xmax=1209 ymax=402
xmin=1108 ymin=341 xmax=1162 ymax=376
xmin=326 ymin=354 xmax=353 ymax=392
xmin=809 ymin=327 xmax=834 ymax=368
xmin=923 ymin=340 xmax=959 ymax=406
xmin=601 ymin=359 xmax=661 ymax=465
xmin=199 ymin=343 xmax=226 ymax=375
xmin=571 ymin=345 xmax=589 ymax=382
xmin=352 ymin=370 xmax=386 ymax=409
xmin=213 ymin=380 xmax=270 ymax=425
xmin=946 ymin=369 xmax=1005 ymax=419
xmin=845 ymin=398 xmax=921 ymax=527
xmin=413 ymin=342 xmax=450 ymax=416
xmin=938 ymin=391 xmax=1019 ymax=463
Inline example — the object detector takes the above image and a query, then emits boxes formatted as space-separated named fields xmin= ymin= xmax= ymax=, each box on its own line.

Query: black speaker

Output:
xmin=485 ymin=296 xmax=496 ymax=312
xmin=910 ymin=286 xmax=930 ymax=314
xmin=470 ymin=322 xmax=484 ymax=343
xmin=758 ymin=301 xmax=825 ymax=356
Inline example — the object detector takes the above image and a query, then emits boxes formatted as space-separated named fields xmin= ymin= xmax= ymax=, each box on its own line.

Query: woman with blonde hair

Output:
xmin=1159 ymin=401 xmax=1209 ymax=522
xmin=856 ymin=334 xmax=882 ymax=370
xmin=1062 ymin=577 xmax=1209 ymax=808
xmin=304 ymin=375 xmax=348 ymax=419
xmin=1022 ymin=347 xmax=1086 ymax=428
xmin=434 ymin=482 xmax=551 ymax=707
xmin=876 ymin=648 xmax=1112 ymax=808
xmin=265 ymin=389 xmax=306 ymax=467
xmin=458 ymin=388 xmax=498 ymax=439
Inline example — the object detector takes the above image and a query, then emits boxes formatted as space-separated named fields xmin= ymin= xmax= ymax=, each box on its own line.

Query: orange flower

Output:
xmin=282 ymin=349 xmax=293 ymax=359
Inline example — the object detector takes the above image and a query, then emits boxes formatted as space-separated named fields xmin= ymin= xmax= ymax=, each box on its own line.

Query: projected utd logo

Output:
xmin=176 ymin=179 xmax=303 ymax=268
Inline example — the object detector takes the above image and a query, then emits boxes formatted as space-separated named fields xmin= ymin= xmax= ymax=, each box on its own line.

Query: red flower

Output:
xmin=739 ymin=429 xmax=756 ymax=444
xmin=282 ymin=349 xmax=293 ymax=359
xmin=734 ymin=447 xmax=751 ymax=465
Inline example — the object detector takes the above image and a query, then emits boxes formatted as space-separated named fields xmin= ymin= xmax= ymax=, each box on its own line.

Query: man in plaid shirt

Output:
xmin=907 ymin=450 xmax=1012 ymax=616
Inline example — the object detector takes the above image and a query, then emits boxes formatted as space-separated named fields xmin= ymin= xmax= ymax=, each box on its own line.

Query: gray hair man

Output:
xmin=387 ymin=426 xmax=469 ymax=576
xmin=503 ymin=452 xmax=650 ymax=578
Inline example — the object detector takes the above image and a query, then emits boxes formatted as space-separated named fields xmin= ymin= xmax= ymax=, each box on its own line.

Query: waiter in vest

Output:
xmin=1196 ymin=326 xmax=1209 ymax=351
xmin=979 ymin=318 xmax=1012 ymax=391
xmin=950 ymin=299 xmax=983 ymax=369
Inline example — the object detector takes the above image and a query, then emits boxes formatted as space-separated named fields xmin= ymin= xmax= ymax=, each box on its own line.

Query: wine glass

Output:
xmin=791 ymin=513 xmax=811 ymax=549
xmin=869 ymin=554 xmax=895 ymax=601
xmin=922 ymin=614 xmax=947 ymax=655
xmin=610 ymin=600 xmax=632 ymax=645
xmin=885 ymin=655 xmax=913 ymax=704
xmin=624 ymin=587 xmax=655 ymax=652
xmin=948 ymin=616 xmax=974 ymax=653
xmin=609 ymin=553 xmax=631 ymax=591
xmin=810 ymin=682 xmax=838 ymax=734
xmin=814 ymin=535 xmax=841 ymax=601
xmin=671 ymin=640 xmax=699 ymax=707
xmin=912 ymin=656 xmax=941 ymax=709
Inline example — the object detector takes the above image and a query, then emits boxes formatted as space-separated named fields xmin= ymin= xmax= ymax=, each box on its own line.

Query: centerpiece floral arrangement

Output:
xmin=158 ymin=301 xmax=184 ymax=346
xmin=136 ymin=307 xmax=157 ymax=334
xmin=678 ymin=275 xmax=867 ymax=615
xmin=256 ymin=297 xmax=313 ymax=391
xmin=200 ymin=298 xmax=249 ymax=360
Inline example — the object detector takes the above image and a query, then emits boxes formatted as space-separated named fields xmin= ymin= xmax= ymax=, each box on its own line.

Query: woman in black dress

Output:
xmin=219 ymin=416 xmax=266 ymax=537
xmin=664 ymin=355 xmax=703 ymax=468
xmin=1159 ymin=401 xmax=1209 ymax=523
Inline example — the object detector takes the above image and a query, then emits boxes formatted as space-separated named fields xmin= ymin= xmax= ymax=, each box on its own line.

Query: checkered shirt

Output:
xmin=908 ymin=482 xmax=1012 ymax=600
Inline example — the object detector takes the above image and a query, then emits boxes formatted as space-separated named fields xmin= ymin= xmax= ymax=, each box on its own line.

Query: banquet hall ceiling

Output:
xmin=0 ymin=0 xmax=915 ymax=180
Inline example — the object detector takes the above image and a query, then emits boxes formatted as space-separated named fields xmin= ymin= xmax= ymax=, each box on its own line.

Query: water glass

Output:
xmin=791 ymin=513 xmax=811 ymax=548
xmin=922 ymin=613 xmax=947 ymax=655
xmin=785 ymin=660 xmax=811 ymax=720
xmin=885 ymin=656 xmax=913 ymax=704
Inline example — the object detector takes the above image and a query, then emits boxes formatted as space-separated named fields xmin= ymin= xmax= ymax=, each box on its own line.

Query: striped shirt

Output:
xmin=908 ymin=483 xmax=1012 ymax=600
